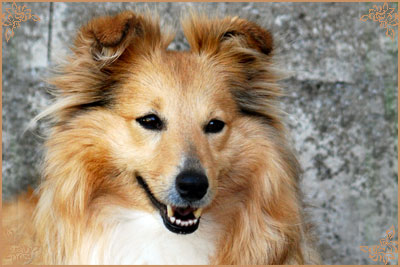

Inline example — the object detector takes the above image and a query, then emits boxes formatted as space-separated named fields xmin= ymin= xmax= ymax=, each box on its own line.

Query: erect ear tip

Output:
xmin=88 ymin=11 xmax=138 ymax=48
xmin=183 ymin=14 xmax=274 ymax=56
xmin=254 ymin=28 xmax=274 ymax=55
xmin=233 ymin=18 xmax=274 ymax=55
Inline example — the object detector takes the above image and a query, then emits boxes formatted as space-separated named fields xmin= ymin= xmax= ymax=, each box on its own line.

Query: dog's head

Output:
xmin=43 ymin=11 xmax=286 ymax=235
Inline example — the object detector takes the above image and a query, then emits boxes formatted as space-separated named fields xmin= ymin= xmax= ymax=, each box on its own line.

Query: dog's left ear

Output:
xmin=182 ymin=14 xmax=273 ymax=57
xmin=183 ymin=14 xmax=284 ymax=129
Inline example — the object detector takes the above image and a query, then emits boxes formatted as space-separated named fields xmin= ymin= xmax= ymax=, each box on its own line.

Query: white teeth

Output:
xmin=167 ymin=205 xmax=174 ymax=217
xmin=170 ymin=218 xmax=199 ymax=227
xmin=167 ymin=207 xmax=202 ymax=227
xmin=194 ymin=208 xmax=203 ymax=219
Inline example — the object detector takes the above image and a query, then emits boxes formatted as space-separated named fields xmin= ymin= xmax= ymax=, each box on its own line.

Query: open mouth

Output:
xmin=136 ymin=176 xmax=203 ymax=234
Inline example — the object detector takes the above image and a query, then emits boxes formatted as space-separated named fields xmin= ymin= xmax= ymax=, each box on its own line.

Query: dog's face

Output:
xmin=47 ymin=11 xmax=281 ymax=235
xmin=111 ymin=52 xmax=238 ymax=233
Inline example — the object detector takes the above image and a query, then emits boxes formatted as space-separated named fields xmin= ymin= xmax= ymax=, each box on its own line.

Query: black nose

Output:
xmin=175 ymin=171 xmax=209 ymax=202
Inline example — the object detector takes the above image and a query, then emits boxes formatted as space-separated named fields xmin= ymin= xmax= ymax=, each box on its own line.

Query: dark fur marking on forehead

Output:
xmin=240 ymin=108 xmax=275 ymax=125
xmin=82 ymin=79 xmax=116 ymax=108
xmin=76 ymin=98 xmax=111 ymax=110
xmin=230 ymin=81 xmax=278 ymax=126
xmin=65 ymin=80 xmax=117 ymax=120
xmin=236 ymin=53 xmax=257 ymax=65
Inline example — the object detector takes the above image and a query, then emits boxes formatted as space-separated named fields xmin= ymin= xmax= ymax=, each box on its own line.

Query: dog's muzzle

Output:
xmin=136 ymin=173 xmax=208 ymax=235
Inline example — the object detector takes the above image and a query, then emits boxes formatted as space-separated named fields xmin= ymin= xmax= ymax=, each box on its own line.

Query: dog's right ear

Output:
xmin=73 ymin=11 xmax=172 ymax=66
xmin=42 ymin=11 xmax=174 ymax=122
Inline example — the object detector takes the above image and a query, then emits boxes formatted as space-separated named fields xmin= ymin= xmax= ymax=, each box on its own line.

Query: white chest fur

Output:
xmin=88 ymin=210 xmax=218 ymax=264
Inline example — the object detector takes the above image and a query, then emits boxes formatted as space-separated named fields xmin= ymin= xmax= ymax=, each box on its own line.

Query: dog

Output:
xmin=3 ymin=11 xmax=321 ymax=264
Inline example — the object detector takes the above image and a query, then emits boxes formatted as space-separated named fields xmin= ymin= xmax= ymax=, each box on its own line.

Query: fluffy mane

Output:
xmin=5 ymin=11 xmax=320 ymax=265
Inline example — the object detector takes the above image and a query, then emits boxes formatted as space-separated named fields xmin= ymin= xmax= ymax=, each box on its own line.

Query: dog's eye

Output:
xmin=136 ymin=114 xmax=164 ymax=131
xmin=204 ymin=119 xmax=225 ymax=134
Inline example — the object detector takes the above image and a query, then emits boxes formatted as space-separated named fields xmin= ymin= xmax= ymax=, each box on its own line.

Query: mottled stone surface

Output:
xmin=2 ymin=2 xmax=398 ymax=265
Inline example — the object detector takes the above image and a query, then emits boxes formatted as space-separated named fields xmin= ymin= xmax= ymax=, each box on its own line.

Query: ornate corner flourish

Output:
xmin=360 ymin=2 xmax=399 ymax=41
xmin=3 ymin=226 xmax=41 ymax=264
xmin=1 ymin=0 xmax=40 ymax=42
xmin=360 ymin=225 xmax=399 ymax=265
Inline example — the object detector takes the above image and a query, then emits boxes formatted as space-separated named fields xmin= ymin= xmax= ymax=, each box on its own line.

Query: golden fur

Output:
xmin=3 ymin=11 xmax=320 ymax=264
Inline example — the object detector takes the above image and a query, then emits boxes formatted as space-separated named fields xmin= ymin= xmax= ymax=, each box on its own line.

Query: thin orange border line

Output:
xmin=397 ymin=0 xmax=399 ymax=262
xmin=1 ymin=0 xmax=400 ymax=3
xmin=0 ymin=0 xmax=2 ymax=263
xmin=0 ymin=0 xmax=399 ymax=266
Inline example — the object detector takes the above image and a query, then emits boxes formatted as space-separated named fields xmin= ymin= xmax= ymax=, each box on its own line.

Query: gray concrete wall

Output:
xmin=2 ymin=2 xmax=398 ymax=265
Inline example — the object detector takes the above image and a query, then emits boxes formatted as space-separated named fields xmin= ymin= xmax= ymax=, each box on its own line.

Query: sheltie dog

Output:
xmin=3 ymin=11 xmax=320 ymax=264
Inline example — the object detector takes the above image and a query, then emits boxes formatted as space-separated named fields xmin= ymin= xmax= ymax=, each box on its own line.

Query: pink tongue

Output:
xmin=174 ymin=207 xmax=195 ymax=216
